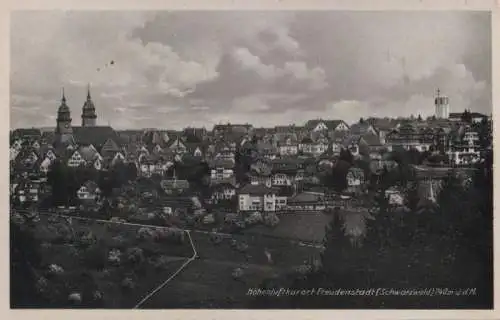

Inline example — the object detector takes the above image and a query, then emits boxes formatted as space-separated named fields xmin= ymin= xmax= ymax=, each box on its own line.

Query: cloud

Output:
xmin=10 ymin=11 xmax=491 ymax=130
xmin=231 ymin=47 xmax=280 ymax=80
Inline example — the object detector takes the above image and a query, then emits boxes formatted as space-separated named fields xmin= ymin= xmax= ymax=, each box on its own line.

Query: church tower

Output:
xmin=81 ymin=84 xmax=97 ymax=127
xmin=55 ymin=88 xmax=73 ymax=143
xmin=434 ymin=88 xmax=450 ymax=119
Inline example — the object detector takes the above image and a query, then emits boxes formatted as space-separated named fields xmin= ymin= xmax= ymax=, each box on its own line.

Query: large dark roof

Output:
xmin=238 ymin=183 xmax=276 ymax=196
xmin=361 ymin=133 xmax=383 ymax=146
xmin=72 ymin=126 xmax=121 ymax=148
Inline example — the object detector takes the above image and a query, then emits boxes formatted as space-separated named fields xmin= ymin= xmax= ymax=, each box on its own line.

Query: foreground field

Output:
xmin=28 ymin=215 xmax=193 ymax=308
xmin=142 ymin=230 xmax=323 ymax=308
xmin=142 ymin=259 xmax=281 ymax=308
xmin=19 ymin=212 xmax=323 ymax=308
xmin=243 ymin=212 xmax=330 ymax=243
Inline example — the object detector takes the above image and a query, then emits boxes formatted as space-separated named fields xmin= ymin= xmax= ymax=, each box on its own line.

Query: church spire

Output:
xmin=87 ymin=83 xmax=91 ymax=100
xmin=62 ymin=87 xmax=66 ymax=103
xmin=82 ymin=83 xmax=97 ymax=127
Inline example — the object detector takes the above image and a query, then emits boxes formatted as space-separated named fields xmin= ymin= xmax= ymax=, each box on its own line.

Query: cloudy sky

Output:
xmin=10 ymin=10 xmax=491 ymax=129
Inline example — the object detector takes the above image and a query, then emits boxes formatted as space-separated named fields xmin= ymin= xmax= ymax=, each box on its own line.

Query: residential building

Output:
xmin=305 ymin=119 xmax=349 ymax=133
xmin=287 ymin=192 xmax=325 ymax=212
xmin=77 ymin=181 xmax=101 ymax=201
xmin=238 ymin=184 xmax=277 ymax=212
xmin=346 ymin=167 xmax=365 ymax=193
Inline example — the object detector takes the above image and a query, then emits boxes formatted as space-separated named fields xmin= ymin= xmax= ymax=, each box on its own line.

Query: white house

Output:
xmin=10 ymin=147 xmax=19 ymax=162
xmin=210 ymin=159 xmax=235 ymax=182
xmin=212 ymin=183 xmax=237 ymax=201
xmin=193 ymin=147 xmax=203 ymax=157
xmin=277 ymin=136 xmax=299 ymax=156
xmin=77 ymin=181 xmax=100 ymax=201
xmin=111 ymin=152 xmax=126 ymax=166
xmin=385 ymin=188 xmax=404 ymax=206
xmin=68 ymin=151 xmax=85 ymax=167
xmin=46 ymin=149 xmax=57 ymax=161
xmin=346 ymin=167 xmax=365 ymax=193
xmin=447 ymin=129 xmax=481 ymax=166
xmin=272 ymin=173 xmax=293 ymax=186
xmin=306 ymin=119 xmax=349 ymax=132
xmin=238 ymin=184 xmax=277 ymax=212
xmin=39 ymin=157 xmax=52 ymax=174
xmin=12 ymin=139 xmax=23 ymax=150
xmin=168 ymin=138 xmax=187 ymax=154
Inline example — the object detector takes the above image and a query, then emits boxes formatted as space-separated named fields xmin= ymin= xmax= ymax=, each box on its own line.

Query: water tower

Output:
xmin=434 ymin=89 xmax=450 ymax=119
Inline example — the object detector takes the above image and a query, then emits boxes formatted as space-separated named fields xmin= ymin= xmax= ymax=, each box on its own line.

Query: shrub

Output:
xmin=235 ymin=242 xmax=249 ymax=253
xmin=92 ymin=290 xmax=103 ymax=303
xmin=53 ymin=223 xmax=73 ymax=243
xmin=294 ymin=264 xmax=312 ymax=277
xmin=126 ymin=247 xmax=144 ymax=265
xmin=232 ymin=267 xmax=244 ymax=280
xmin=263 ymin=213 xmax=280 ymax=227
xmin=154 ymin=228 xmax=185 ymax=244
xmin=78 ymin=231 xmax=97 ymax=248
xmin=68 ymin=292 xmax=82 ymax=305
xmin=230 ymin=239 xmax=238 ymax=248
xmin=35 ymin=276 xmax=49 ymax=295
xmin=136 ymin=227 xmax=155 ymax=241
xmin=210 ymin=232 xmax=223 ymax=245
xmin=245 ymin=212 xmax=263 ymax=225
xmin=121 ymin=277 xmax=135 ymax=290
xmin=108 ymin=249 xmax=122 ymax=266
xmin=152 ymin=255 xmax=171 ymax=270
xmin=47 ymin=264 xmax=65 ymax=276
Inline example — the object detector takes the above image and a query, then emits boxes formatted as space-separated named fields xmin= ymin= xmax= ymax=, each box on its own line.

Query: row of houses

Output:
xmin=10 ymin=115 xmax=489 ymax=212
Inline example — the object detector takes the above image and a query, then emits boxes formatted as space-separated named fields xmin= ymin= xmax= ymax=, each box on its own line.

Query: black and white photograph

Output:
xmin=9 ymin=7 xmax=494 ymax=310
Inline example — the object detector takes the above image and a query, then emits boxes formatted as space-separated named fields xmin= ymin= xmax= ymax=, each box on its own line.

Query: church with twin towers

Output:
xmin=54 ymin=84 xmax=120 ymax=149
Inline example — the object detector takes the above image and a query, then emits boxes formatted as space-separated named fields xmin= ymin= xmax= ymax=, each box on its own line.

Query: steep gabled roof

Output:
xmin=361 ymin=133 xmax=383 ymax=147
xmin=305 ymin=119 xmax=346 ymax=131
xmin=347 ymin=167 xmax=365 ymax=179
xmin=78 ymin=145 xmax=100 ymax=162
xmin=342 ymin=134 xmax=362 ymax=147
xmin=349 ymin=122 xmax=375 ymax=135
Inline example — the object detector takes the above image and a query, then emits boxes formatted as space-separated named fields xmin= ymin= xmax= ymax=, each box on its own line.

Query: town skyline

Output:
xmin=11 ymin=11 xmax=491 ymax=129
xmin=10 ymin=85 xmax=490 ymax=131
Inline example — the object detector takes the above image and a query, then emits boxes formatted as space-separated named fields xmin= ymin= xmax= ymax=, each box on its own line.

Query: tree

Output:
xmin=476 ymin=117 xmax=492 ymax=150
xmin=11 ymin=221 xmax=45 ymax=307
xmin=461 ymin=109 xmax=472 ymax=123
xmin=339 ymin=148 xmax=353 ymax=164
xmin=47 ymin=160 xmax=72 ymax=206
xmin=125 ymin=163 xmax=138 ymax=181
xmin=329 ymin=160 xmax=350 ymax=192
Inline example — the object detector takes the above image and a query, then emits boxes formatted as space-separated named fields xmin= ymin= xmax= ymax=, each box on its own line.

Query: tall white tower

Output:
xmin=434 ymin=88 xmax=450 ymax=119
